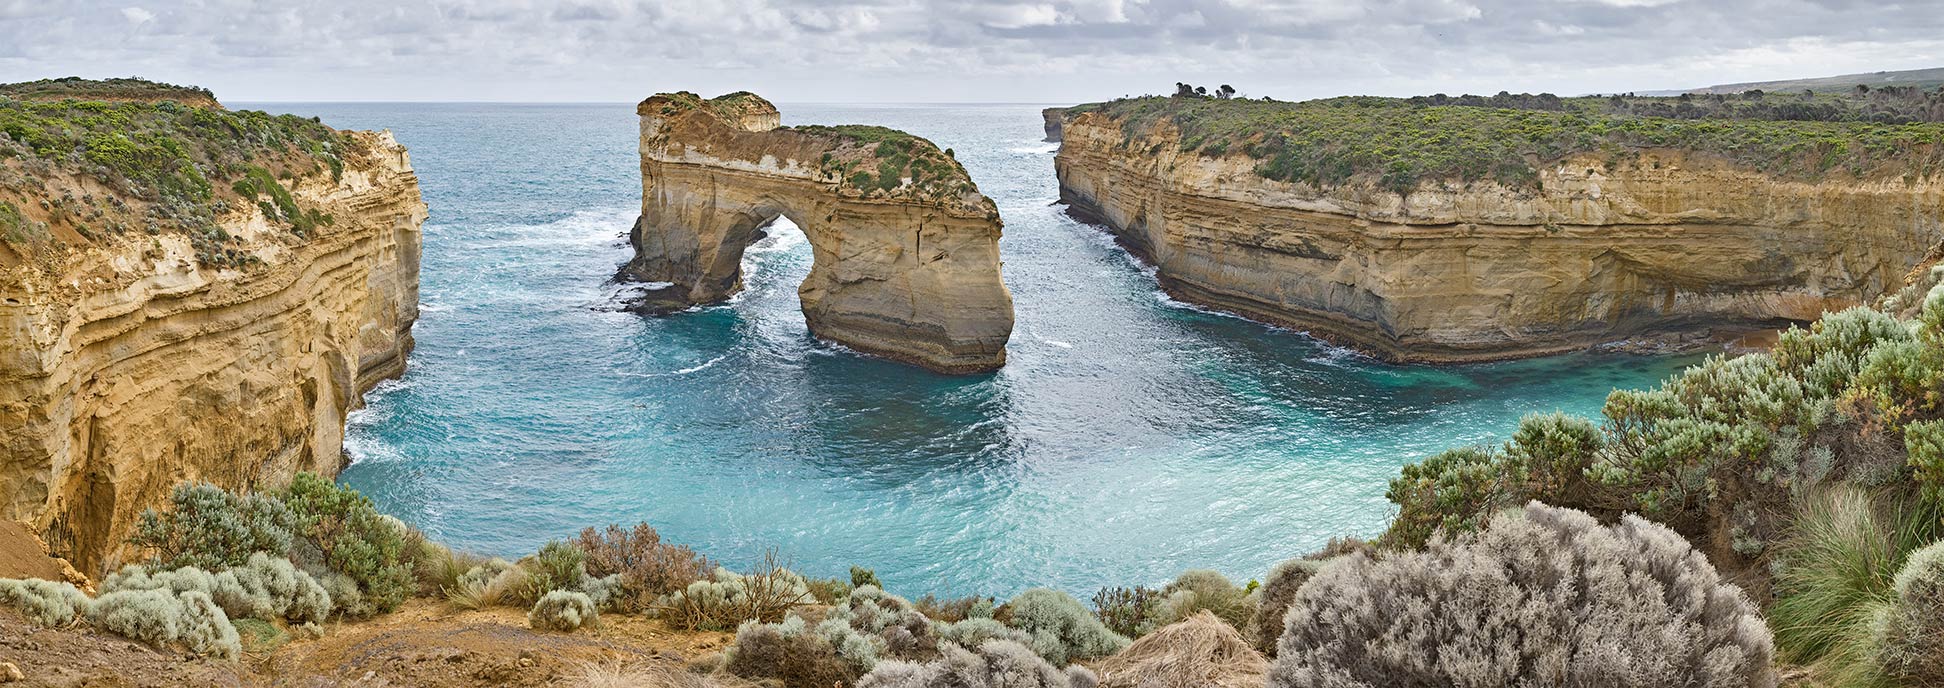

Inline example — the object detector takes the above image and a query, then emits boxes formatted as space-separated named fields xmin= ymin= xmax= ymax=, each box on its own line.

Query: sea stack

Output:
xmin=0 ymin=79 xmax=425 ymax=573
xmin=620 ymin=91 xmax=1014 ymax=373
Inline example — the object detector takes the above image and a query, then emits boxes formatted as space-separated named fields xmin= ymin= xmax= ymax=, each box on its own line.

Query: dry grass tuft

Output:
xmin=1092 ymin=611 xmax=1267 ymax=688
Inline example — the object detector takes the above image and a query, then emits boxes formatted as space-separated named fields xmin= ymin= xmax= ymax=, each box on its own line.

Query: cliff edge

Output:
xmin=0 ymin=79 xmax=424 ymax=573
xmin=620 ymin=91 xmax=1014 ymax=373
xmin=1055 ymin=94 xmax=1944 ymax=362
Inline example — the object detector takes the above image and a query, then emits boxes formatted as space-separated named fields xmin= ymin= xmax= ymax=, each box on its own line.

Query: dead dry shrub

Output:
xmin=1094 ymin=611 xmax=1268 ymax=688
xmin=577 ymin=523 xmax=712 ymax=612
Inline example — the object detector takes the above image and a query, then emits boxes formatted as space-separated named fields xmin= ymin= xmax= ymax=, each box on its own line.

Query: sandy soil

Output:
xmin=0 ymin=600 xmax=734 ymax=688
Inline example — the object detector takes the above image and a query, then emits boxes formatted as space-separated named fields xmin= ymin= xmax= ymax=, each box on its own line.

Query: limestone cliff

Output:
xmin=621 ymin=92 xmax=1014 ymax=373
xmin=1042 ymin=107 xmax=1064 ymax=142
xmin=0 ymin=82 xmax=424 ymax=573
xmin=1056 ymin=102 xmax=1944 ymax=362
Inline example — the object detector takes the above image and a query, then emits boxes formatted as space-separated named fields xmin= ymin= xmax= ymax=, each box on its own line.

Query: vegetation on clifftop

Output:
xmin=1069 ymin=89 xmax=1944 ymax=195
xmin=0 ymin=76 xmax=217 ymax=105
xmin=791 ymin=124 xmax=979 ymax=202
xmin=0 ymin=78 xmax=357 ymax=267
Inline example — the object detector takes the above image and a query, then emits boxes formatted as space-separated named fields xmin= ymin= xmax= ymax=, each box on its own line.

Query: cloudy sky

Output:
xmin=2 ymin=0 xmax=1940 ymax=103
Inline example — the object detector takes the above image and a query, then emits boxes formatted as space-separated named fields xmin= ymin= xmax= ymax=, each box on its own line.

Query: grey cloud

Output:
xmin=1 ymin=0 xmax=1940 ymax=103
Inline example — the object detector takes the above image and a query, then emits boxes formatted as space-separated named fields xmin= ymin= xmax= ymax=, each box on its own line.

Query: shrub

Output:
xmin=128 ymin=482 xmax=294 ymax=570
xmin=654 ymin=559 xmax=814 ymax=631
xmin=89 ymin=588 xmax=241 ymax=660
xmin=1251 ymin=558 xmax=1325 ymax=657
xmin=401 ymin=528 xmax=471 ymax=597
xmin=850 ymin=566 xmax=882 ymax=589
xmin=1381 ymin=447 xmax=1507 ymax=549
xmin=102 ymin=554 xmax=332 ymax=625
xmin=318 ymin=571 xmax=368 ymax=618
xmin=1093 ymin=611 xmax=1267 ymax=688
xmin=831 ymin=585 xmax=937 ymax=658
xmin=445 ymin=558 xmax=520 ymax=609
xmin=0 ymin=578 xmax=91 ymax=626
xmin=222 ymin=552 xmax=332 ymax=623
xmin=281 ymin=473 xmax=414 ymax=616
xmin=1772 ymin=486 xmax=1944 ymax=686
xmin=1907 ymin=419 xmax=1944 ymax=508
xmin=1152 ymin=570 xmax=1253 ymax=632
xmin=575 ymin=522 xmax=711 ymax=611
xmin=521 ymin=540 xmax=588 ymax=601
xmin=914 ymin=593 xmax=993 ymax=623
xmin=1091 ymin=586 xmax=1162 ymax=638
xmin=529 ymin=590 xmax=598 ymax=632
xmin=1269 ymin=502 xmax=1775 ymax=688
xmin=725 ymin=616 xmax=870 ymax=688
xmin=858 ymin=640 xmax=1098 ymax=688
xmin=936 ymin=616 xmax=1038 ymax=653
xmin=1005 ymin=588 xmax=1131 ymax=665
xmin=1875 ymin=539 xmax=1944 ymax=683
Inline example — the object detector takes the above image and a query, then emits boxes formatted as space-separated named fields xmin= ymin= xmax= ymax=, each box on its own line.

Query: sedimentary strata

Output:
xmin=0 ymin=82 xmax=424 ymax=573
xmin=1055 ymin=100 xmax=1944 ymax=362
xmin=621 ymin=92 xmax=1013 ymax=373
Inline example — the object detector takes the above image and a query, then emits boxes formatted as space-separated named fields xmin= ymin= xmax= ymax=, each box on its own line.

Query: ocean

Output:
xmin=250 ymin=101 xmax=1703 ymax=597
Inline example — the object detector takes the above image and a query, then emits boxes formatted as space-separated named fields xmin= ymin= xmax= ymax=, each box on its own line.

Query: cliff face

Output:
xmin=1056 ymin=110 xmax=1944 ymax=362
xmin=0 ymin=94 xmax=424 ymax=573
xmin=1042 ymin=107 xmax=1064 ymax=142
xmin=622 ymin=92 xmax=1014 ymax=373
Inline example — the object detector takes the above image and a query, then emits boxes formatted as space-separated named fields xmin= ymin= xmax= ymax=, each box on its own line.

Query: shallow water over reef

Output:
xmin=256 ymin=101 xmax=1704 ymax=597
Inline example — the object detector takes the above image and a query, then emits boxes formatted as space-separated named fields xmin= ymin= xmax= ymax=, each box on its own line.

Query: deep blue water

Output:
xmin=249 ymin=102 xmax=1702 ymax=597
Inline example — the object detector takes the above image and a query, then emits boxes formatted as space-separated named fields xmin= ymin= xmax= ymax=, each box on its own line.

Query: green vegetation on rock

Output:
xmin=0 ymin=79 xmax=357 ymax=266
xmin=1070 ymin=90 xmax=1944 ymax=195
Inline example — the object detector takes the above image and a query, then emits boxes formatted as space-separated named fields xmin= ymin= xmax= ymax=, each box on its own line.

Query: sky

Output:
xmin=2 ymin=0 xmax=1941 ymax=103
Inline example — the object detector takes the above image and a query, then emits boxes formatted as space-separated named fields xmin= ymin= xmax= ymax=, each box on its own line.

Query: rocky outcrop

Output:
xmin=0 ymin=93 xmax=424 ymax=573
xmin=1056 ymin=109 xmax=1944 ymax=362
xmin=621 ymin=92 xmax=1013 ymax=373
xmin=1042 ymin=108 xmax=1065 ymax=142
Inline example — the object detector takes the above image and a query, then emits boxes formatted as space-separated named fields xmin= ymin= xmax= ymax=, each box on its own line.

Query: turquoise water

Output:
xmin=255 ymin=102 xmax=1703 ymax=597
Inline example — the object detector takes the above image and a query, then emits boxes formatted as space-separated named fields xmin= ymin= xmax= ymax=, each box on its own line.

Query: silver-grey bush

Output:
xmin=858 ymin=639 xmax=1099 ymax=688
xmin=1270 ymin=502 xmax=1776 ymax=688
xmin=0 ymin=578 xmax=91 ymax=627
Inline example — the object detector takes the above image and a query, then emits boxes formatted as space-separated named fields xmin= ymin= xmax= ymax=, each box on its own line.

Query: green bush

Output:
xmin=0 ymin=578 xmax=91 ymax=626
xmin=521 ymin=540 xmax=588 ymax=601
xmin=1905 ymin=420 xmax=1944 ymax=508
xmin=724 ymin=615 xmax=871 ymax=688
xmin=1091 ymin=585 xmax=1163 ymax=638
xmin=128 ymin=482 xmax=295 ymax=570
xmin=1004 ymin=588 xmax=1130 ymax=665
xmin=849 ymin=566 xmax=881 ymax=589
xmin=528 ymin=590 xmax=598 ymax=632
xmin=1382 ymin=447 xmax=1507 ymax=549
xmin=1152 ymin=569 xmax=1253 ymax=632
xmin=281 ymin=473 xmax=413 ymax=616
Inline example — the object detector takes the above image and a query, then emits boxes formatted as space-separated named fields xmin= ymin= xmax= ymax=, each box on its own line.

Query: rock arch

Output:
xmin=620 ymin=92 xmax=1014 ymax=373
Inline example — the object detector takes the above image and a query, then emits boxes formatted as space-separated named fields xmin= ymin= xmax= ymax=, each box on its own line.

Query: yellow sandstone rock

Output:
xmin=621 ymin=92 xmax=1014 ymax=373
xmin=0 ymin=99 xmax=424 ymax=574
xmin=1056 ymin=110 xmax=1944 ymax=362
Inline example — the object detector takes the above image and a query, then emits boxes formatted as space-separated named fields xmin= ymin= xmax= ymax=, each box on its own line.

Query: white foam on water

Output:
xmin=1041 ymin=339 xmax=1074 ymax=349
xmin=674 ymin=355 xmax=727 ymax=375
xmin=1010 ymin=142 xmax=1060 ymax=154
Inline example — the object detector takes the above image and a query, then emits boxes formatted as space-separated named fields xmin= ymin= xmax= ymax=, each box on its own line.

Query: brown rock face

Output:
xmin=0 ymin=131 xmax=424 ymax=575
xmin=621 ymin=92 xmax=1014 ymax=373
xmin=1056 ymin=110 xmax=1944 ymax=362
xmin=1042 ymin=107 xmax=1065 ymax=142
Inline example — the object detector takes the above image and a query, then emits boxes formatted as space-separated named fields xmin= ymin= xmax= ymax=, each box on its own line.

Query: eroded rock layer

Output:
xmin=622 ymin=92 xmax=1013 ymax=373
xmin=1056 ymin=110 xmax=1944 ymax=362
xmin=0 ymin=94 xmax=424 ymax=573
